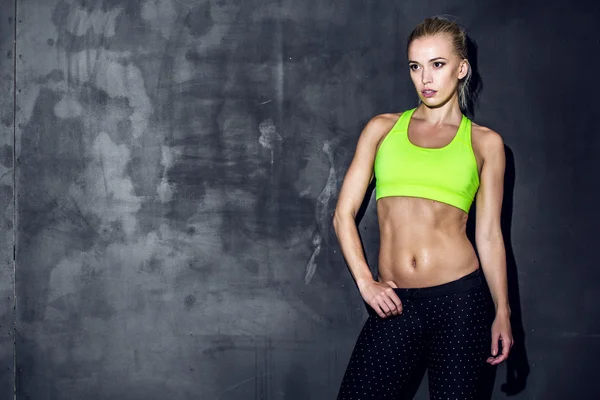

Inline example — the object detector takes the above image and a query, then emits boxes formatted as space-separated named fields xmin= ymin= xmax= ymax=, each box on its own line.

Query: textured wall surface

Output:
xmin=8 ymin=0 xmax=600 ymax=399
xmin=0 ymin=0 xmax=15 ymax=398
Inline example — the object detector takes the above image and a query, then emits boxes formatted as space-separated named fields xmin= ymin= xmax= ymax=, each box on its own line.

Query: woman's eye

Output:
xmin=433 ymin=62 xmax=445 ymax=68
xmin=409 ymin=64 xmax=419 ymax=70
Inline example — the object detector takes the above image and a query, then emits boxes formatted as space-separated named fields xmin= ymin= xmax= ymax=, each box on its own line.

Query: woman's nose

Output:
xmin=421 ymin=68 xmax=433 ymax=85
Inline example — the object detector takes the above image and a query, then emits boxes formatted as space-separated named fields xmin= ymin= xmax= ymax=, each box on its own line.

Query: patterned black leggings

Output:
xmin=337 ymin=269 xmax=495 ymax=400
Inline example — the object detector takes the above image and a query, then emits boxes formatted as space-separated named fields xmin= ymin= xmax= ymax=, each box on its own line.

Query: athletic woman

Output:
xmin=333 ymin=17 xmax=513 ymax=399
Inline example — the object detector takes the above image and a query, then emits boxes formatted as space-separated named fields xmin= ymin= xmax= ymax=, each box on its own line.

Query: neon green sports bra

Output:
xmin=374 ymin=108 xmax=480 ymax=213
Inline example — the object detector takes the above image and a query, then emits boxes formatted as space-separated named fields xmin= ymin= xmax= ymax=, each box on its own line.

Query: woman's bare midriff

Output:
xmin=376 ymin=196 xmax=479 ymax=288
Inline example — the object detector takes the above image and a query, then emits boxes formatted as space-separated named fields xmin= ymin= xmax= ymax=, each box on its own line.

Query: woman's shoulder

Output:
xmin=361 ymin=112 xmax=403 ymax=142
xmin=368 ymin=112 xmax=403 ymax=127
xmin=470 ymin=121 xmax=505 ymax=155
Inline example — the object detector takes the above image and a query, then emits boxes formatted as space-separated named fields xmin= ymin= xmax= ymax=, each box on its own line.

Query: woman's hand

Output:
xmin=358 ymin=280 xmax=403 ymax=318
xmin=487 ymin=312 xmax=513 ymax=365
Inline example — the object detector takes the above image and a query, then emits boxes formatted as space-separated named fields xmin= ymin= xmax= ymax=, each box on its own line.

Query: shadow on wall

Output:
xmin=467 ymin=146 xmax=531 ymax=398
xmin=499 ymin=146 xmax=531 ymax=395
xmin=465 ymin=34 xmax=531 ymax=398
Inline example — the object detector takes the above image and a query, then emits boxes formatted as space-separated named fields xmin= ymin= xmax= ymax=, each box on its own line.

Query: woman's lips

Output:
xmin=421 ymin=89 xmax=437 ymax=98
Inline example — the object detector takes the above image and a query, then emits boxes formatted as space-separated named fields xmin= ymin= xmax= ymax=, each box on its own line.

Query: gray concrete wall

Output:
xmin=6 ymin=0 xmax=600 ymax=399
xmin=0 ymin=0 xmax=15 ymax=398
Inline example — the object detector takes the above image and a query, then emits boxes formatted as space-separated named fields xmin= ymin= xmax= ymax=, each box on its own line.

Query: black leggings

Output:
xmin=337 ymin=269 xmax=495 ymax=400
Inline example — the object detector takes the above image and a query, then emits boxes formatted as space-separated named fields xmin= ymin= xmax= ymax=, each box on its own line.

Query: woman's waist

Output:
xmin=377 ymin=240 xmax=479 ymax=288
xmin=379 ymin=227 xmax=473 ymax=257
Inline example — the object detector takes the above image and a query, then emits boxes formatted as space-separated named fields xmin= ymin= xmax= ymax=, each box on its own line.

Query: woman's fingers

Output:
xmin=374 ymin=286 xmax=403 ymax=318
xmin=373 ymin=302 xmax=390 ymax=318
xmin=486 ymin=331 xmax=513 ymax=365
xmin=494 ymin=336 xmax=513 ymax=364
xmin=378 ymin=298 xmax=392 ymax=315
xmin=362 ymin=281 xmax=403 ymax=318
xmin=386 ymin=280 xmax=399 ymax=289
xmin=380 ymin=296 xmax=398 ymax=315
xmin=386 ymin=287 xmax=403 ymax=313
xmin=490 ymin=331 xmax=500 ymax=357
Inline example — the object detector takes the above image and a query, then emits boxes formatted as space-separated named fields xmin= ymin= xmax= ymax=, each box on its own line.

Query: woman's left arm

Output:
xmin=474 ymin=128 xmax=514 ymax=365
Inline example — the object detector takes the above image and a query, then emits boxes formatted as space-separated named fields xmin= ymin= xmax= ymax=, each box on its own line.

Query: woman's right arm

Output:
xmin=332 ymin=115 xmax=402 ymax=318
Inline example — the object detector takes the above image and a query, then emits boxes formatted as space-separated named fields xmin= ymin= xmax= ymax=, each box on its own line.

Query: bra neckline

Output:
xmin=405 ymin=108 xmax=466 ymax=151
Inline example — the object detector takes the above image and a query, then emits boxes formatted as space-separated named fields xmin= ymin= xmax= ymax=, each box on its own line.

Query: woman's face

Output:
xmin=407 ymin=34 xmax=468 ymax=108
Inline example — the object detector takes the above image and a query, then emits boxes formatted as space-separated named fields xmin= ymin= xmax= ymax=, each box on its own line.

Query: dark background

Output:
xmin=0 ymin=0 xmax=598 ymax=398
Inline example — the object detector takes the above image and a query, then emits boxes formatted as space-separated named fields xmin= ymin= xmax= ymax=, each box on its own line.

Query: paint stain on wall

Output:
xmin=54 ymin=95 xmax=82 ymax=119
xmin=141 ymin=0 xmax=177 ymax=38
xmin=68 ymin=132 xmax=141 ymax=237
xmin=157 ymin=144 xmax=176 ymax=203
xmin=63 ymin=4 xmax=122 ymax=38
xmin=305 ymin=140 xmax=338 ymax=284
xmin=258 ymin=118 xmax=282 ymax=164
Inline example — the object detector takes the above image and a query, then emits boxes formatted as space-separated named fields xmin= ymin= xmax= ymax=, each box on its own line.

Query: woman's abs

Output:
xmin=376 ymin=197 xmax=479 ymax=288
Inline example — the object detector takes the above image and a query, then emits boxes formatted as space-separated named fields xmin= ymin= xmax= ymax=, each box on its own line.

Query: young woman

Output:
xmin=333 ymin=17 xmax=513 ymax=399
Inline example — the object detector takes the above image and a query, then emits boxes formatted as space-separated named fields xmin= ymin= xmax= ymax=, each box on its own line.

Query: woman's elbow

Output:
xmin=332 ymin=209 xmax=342 ymax=232
xmin=475 ymin=228 xmax=504 ymax=250
xmin=332 ymin=207 xmax=353 ymax=232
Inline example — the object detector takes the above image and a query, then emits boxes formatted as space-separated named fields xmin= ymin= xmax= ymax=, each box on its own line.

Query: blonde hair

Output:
xmin=407 ymin=16 xmax=472 ymax=111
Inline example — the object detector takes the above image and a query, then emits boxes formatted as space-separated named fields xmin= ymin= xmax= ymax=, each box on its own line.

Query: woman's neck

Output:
xmin=415 ymin=96 xmax=463 ymax=126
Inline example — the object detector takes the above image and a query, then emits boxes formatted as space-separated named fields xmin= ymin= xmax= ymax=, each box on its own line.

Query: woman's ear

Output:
xmin=458 ymin=59 xmax=470 ymax=80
